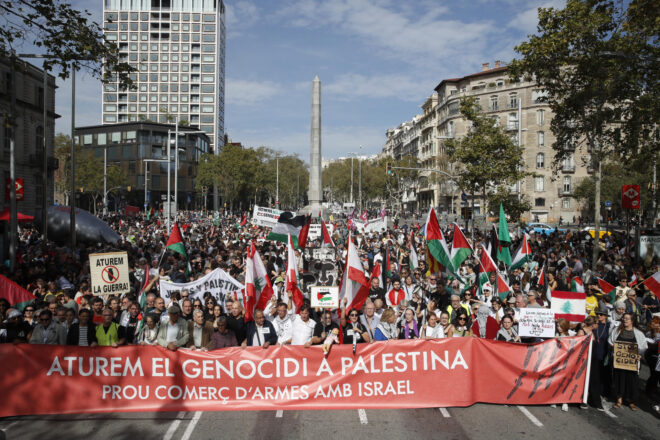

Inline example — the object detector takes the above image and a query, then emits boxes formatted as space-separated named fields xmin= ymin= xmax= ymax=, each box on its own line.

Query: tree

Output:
xmin=486 ymin=187 xmax=532 ymax=223
xmin=444 ymin=96 xmax=529 ymax=223
xmin=0 ymin=0 xmax=134 ymax=83
xmin=509 ymin=0 xmax=660 ymax=267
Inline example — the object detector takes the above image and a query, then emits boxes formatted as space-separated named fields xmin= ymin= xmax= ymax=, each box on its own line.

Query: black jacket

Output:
xmin=67 ymin=323 xmax=98 ymax=346
xmin=244 ymin=320 xmax=277 ymax=346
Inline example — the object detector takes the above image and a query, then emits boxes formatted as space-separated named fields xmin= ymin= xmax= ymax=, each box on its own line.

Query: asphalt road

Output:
xmin=1 ymin=396 xmax=658 ymax=440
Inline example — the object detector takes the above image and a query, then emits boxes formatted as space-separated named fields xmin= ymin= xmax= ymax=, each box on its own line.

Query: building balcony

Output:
xmin=558 ymin=187 xmax=573 ymax=197
xmin=561 ymin=164 xmax=576 ymax=173
xmin=487 ymin=105 xmax=499 ymax=112
xmin=505 ymin=122 xmax=519 ymax=131
xmin=507 ymin=102 xmax=519 ymax=109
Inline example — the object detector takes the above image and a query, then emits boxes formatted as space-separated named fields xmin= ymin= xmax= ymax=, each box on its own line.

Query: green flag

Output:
xmin=497 ymin=203 xmax=512 ymax=266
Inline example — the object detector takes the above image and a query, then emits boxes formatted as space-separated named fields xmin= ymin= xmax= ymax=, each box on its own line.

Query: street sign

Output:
xmin=461 ymin=192 xmax=468 ymax=202
xmin=605 ymin=200 xmax=612 ymax=207
xmin=89 ymin=252 xmax=130 ymax=296
xmin=5 ymin=178 xmax=24 ymax=202
xmin=621 ymin=185 xmax=640 ymax=210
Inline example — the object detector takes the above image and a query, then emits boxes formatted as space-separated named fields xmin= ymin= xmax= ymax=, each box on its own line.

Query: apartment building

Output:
xmin=384 ymin=62 xmax=589 ymax=222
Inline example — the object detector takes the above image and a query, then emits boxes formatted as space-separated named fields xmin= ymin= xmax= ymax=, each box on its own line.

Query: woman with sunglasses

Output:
xmin=340 ymin=304 xmax=370 ymax=346
xmin=452 ymin=311 xmax=470 ymax=338
xmin=204 ymin=297 xmax=217 ymax=322
xmin=23 ymin=305 xmax=37 ymax=328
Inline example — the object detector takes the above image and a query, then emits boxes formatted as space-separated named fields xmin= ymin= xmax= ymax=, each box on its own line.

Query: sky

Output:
xmin=46 ymin=0 xmax=564 ymax=161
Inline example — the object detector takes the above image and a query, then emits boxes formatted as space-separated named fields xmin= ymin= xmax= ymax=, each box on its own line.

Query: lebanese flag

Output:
xmin=320 ymin=218 xmax=334 ymax=247
xmin=552 ymin=291 xmax=586 ymax=322
xmin=642 ymin=271 xmax=660 ymax=299
xmin=0 ymin=275 xmax=37 ymax=311
xmin=629 ymin=273 xmax=638 ymax=288
xmin=510 ymin=233 xmax=531 ymax=271
xmin=297 ymin=215 xmax=312 ymax=249
xmin=285 ymin=235 xmax=304 ymax=312
xmin=570 ymin=277 xmax=585 ymax=293
xmin=450 ymin=223 xmax=472 ymax=269
xmin=245 ymin=241 xmax=275 ymax=322
xmin=338 ymin=233 xmax=369 ymax=315
xmin=596 ymin=278 xmax=616 ymax=303
xmin=424 ymin=207 xmax=454 ymax=272
xmin=350 ymin=260 xmax=380 ymax=313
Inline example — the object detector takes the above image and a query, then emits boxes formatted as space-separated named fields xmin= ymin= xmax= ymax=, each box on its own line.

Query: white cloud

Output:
xmin=508 ymin=0 xmax=565 ymax=35
xmin=226 ymin=78 xmax=283 ymax=106
xmin=279 ymin=0 xmax=494 ymax=71
xmin=325 ymin=73 xmax=431 ymax=102
xmin=225 ymin=1 xmax=260 ymax=37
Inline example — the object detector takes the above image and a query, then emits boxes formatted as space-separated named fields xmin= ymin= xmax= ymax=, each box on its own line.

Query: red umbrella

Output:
xmin=0 ymin=207 xmax=34 ymax=222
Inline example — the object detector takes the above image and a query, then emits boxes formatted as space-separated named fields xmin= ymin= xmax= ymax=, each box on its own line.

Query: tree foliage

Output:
xmin=486 ymin=186 xmax=532 ymax=223
xmin=444 ymin=96 xmax=529 ymax=201
xmin=196 ymin=145 xmax=309 ymax=210
xmin=509 ymin=0 xmax=659 ymax=167
xmin=0 ymin=0 xmax=134 ymax=83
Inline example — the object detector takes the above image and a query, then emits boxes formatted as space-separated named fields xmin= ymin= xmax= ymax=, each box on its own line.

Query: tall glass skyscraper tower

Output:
xmin=102 ymin=0 xmax=225 ymax=155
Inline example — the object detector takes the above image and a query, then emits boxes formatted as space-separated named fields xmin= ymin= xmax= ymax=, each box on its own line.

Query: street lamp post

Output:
xmin=358 ymin=146 xmax=362 ymax=211
xmin=70 ymin=66 xmax=76 ymax=249
xmin=167 ymin=123 xmax=203 ymax=229
xmin=103 ymin=145 xmax=107 ymax=216
xmin=276 ymin=153 xmax=279 ymax=207
xmin=350 ymin=156 xmax=354 ymax=203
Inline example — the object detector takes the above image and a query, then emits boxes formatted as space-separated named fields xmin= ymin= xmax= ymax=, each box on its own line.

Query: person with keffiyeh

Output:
xmin=373 ymin=308 xmax=398 ymax=341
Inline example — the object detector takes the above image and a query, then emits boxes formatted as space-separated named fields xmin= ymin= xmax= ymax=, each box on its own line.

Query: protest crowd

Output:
xmin=1 ymin=206 xmax=659 ymax=415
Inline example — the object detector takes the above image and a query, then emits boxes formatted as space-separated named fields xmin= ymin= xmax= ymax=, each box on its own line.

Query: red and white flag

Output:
xmin=244 ymin=241 xmax=275 ymax=322
xmin=360 ymin=210 xmax=368 ymax=222
xmin=642 ymin=271 xmax=660 ymax=299
xmin=629 ymin=273 xmax=638 ymax=288
xmin=320 ymin=219 xmax=334 ymax=247
xmin=338 ymin=233 xmax=369 ymax=315
xmin=551 ymin=291 xmax=586 ymax=322
xmin=286 ymin=234 xmax=304 ymax=312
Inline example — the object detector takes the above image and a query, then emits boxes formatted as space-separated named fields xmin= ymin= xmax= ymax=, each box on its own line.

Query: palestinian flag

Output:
xmin=570 ymin=277 xmax=585 ymax=293
xmin=496 ymin=271 xmax=513 ymax=301
xmin=245 ymin=241 xmax=275 ymax=322
xmin=0 ymin=275 xmax=37 ymax=311
xmin=596 ymin=277 xmax=616 ymax=304
xmin=409 ymin=230 xmax=419 ymax=270
xmin=510 ymin=233 xmax=531 ymax=271
xmin=267 ymin=212 xmax=308 ymax=248
xmin=551 ymin=291 xmax=586 ymax=322
xmin=497 ymin=204 xmax=512 ymax=266
xmin=476 ymin=244 xmax=498 ymax=297
xmin=381 ymin=245 xmax=392 ymax=290
xmin=537 ymin=264 xmax=552 ymax=301
xmin=166 ymin=222 xmax=187 ymax=258
xmin=450 ymin=223 xmax=472 ymax=269
xmin=486 ymin=224 xmax=498 ymax=261
xmin=424 ymin=206 xmax=455 ymax=273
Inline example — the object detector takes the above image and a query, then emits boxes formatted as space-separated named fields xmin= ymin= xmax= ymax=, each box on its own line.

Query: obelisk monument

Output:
xmin=307 ymin=76 xmax=322 ymax=214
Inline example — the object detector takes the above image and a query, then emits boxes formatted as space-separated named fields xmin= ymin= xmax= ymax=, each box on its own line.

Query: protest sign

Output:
xmin=252 ymin=205 xmax=284 ymax=228
xmin=89 ymin=252 xmax=130 ymax=296
xmin=0 ymin=336 xmax=591 ymax=417
xmin=308 ymin=223 xmax=334 ymax=241
xmin=310 ymin=286 xmax=339 ymax=308
xmin=159 ymin=268 xmax=244 ymax=306
xmin=613 ymin=341 xmax=639 ymax=371
xmin=518 ymin=308 xmax=555 ymax=338
xmin=302 ymin=247 xmax=339 ymax=287
xmin=353 ymin=216 xmax=388 ymax=233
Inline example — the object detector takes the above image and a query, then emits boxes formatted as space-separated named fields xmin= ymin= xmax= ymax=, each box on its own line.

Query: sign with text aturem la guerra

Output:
xmin=89 ymin=252 xmax=131 ymax=296
xmin=621 ymin=185 xmax=640 ymax=210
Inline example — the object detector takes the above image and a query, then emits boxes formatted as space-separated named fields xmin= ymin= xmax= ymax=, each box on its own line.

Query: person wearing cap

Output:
xmin=157 ymin=304 xmax=189 ymax=351
xmin=0 ymin=309 xmax=32 ymax=344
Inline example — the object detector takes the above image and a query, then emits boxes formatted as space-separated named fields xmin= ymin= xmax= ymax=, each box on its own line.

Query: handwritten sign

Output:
xmin=518 ymin=308 xmax=555 ymax=338
xmin=613 ymin=341 xmax=639 ymax=371
xmin=252 ymin=205 xmax=284 ymax=228
xmin=89 ymin=252 xmax=130 ymax=296
xmin=310 ymin=286 xmax=339 ymax=308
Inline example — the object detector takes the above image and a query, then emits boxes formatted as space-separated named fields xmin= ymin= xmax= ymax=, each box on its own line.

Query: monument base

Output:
xmin=299 ymin=203 xmax=327 ymax=217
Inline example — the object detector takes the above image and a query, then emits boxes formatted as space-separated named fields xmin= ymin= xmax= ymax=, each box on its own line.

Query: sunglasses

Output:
xmin=458 ymin=317 xmax=467 ymax=321
xmin=349 ymin=313 xmax=359 ymax=317
xmin=39 ymin=318 xmax=50 ymax=322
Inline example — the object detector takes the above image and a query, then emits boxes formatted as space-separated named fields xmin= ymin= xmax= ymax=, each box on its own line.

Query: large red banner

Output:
xmin=0 ymin=337 xmax=591 ymax=417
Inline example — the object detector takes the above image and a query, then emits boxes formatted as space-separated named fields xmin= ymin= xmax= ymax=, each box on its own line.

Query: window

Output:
xmin=562 ymin=198 xmax=570 ymax=209
xmin=489 ymin=96 xmax=498 ymax=111
xmin=537 ymin=110 xmax=545 ymax=126
xmin=538 ymin=131 xmax=545 ymax=147
xmin=534 ymin=198 xmax=545 ymax=207
xmin=507 ymin=113 xmax=518 ymax=130
xmin=98 ymin=133 xmax=107 ymax=145
xmin=536 ymin=153 xmax=545 ymax=169
xmin=111 ymin=132 xmax=121 ymax=143
xmin=563 ymin=176 xmax=572 ymax=192
xmin=535 ymin=176 xmax=544 ymax=192
xmin=509 ymin=93 xmax=518 ymax=109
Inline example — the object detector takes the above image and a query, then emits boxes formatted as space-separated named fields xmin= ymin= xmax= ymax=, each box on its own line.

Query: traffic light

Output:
xmin=386 ymin=162 xmax=392 ymax=175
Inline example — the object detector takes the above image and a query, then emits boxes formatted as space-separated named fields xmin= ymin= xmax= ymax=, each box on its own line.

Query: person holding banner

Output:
xmin=96 ymin=308 xmax=126 ymax=347
xmin=157 ymin=305 xmax=189 ymax=351
xmin=341 ymin=303 xmax=370 ymax=346
xmin=66 ymin=309 xmax=98 ymax=347
xmin=608 ymin=313 xmax=648 ymax=410
xmin=579 ymin=316 xmax=604 ymax=410
xmin=187 ymin=310 xmax=214 ymax=351
xmin=212 ymin=317 xmax=238 ymax=349
xmin=373 ymin=308 xmax=398 ymax=341
xmin=312 ymin=310 xmax=340 ymax=345
xmin=397 ymin=308 xmax=420 ymax=340
xmin=243 ymin=310 xmax=277 ymax=348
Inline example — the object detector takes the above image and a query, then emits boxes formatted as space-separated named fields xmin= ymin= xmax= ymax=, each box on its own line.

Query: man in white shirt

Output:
xmin=271 ymin=301 xmax=294 ymax=345
xmin=290 ymin=304 xmax=316 ymax=347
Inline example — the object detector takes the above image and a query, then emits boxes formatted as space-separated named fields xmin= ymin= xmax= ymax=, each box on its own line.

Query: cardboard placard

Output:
xmin=613 ymin=341 xmax=639 ymax=371
xmin=89 ymin=252 xmax=130 ymax=296
xmin=518 ymin=308 xmax=555 ymax=338
xmin=310 ymin=286 xmax=339 ymax=308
